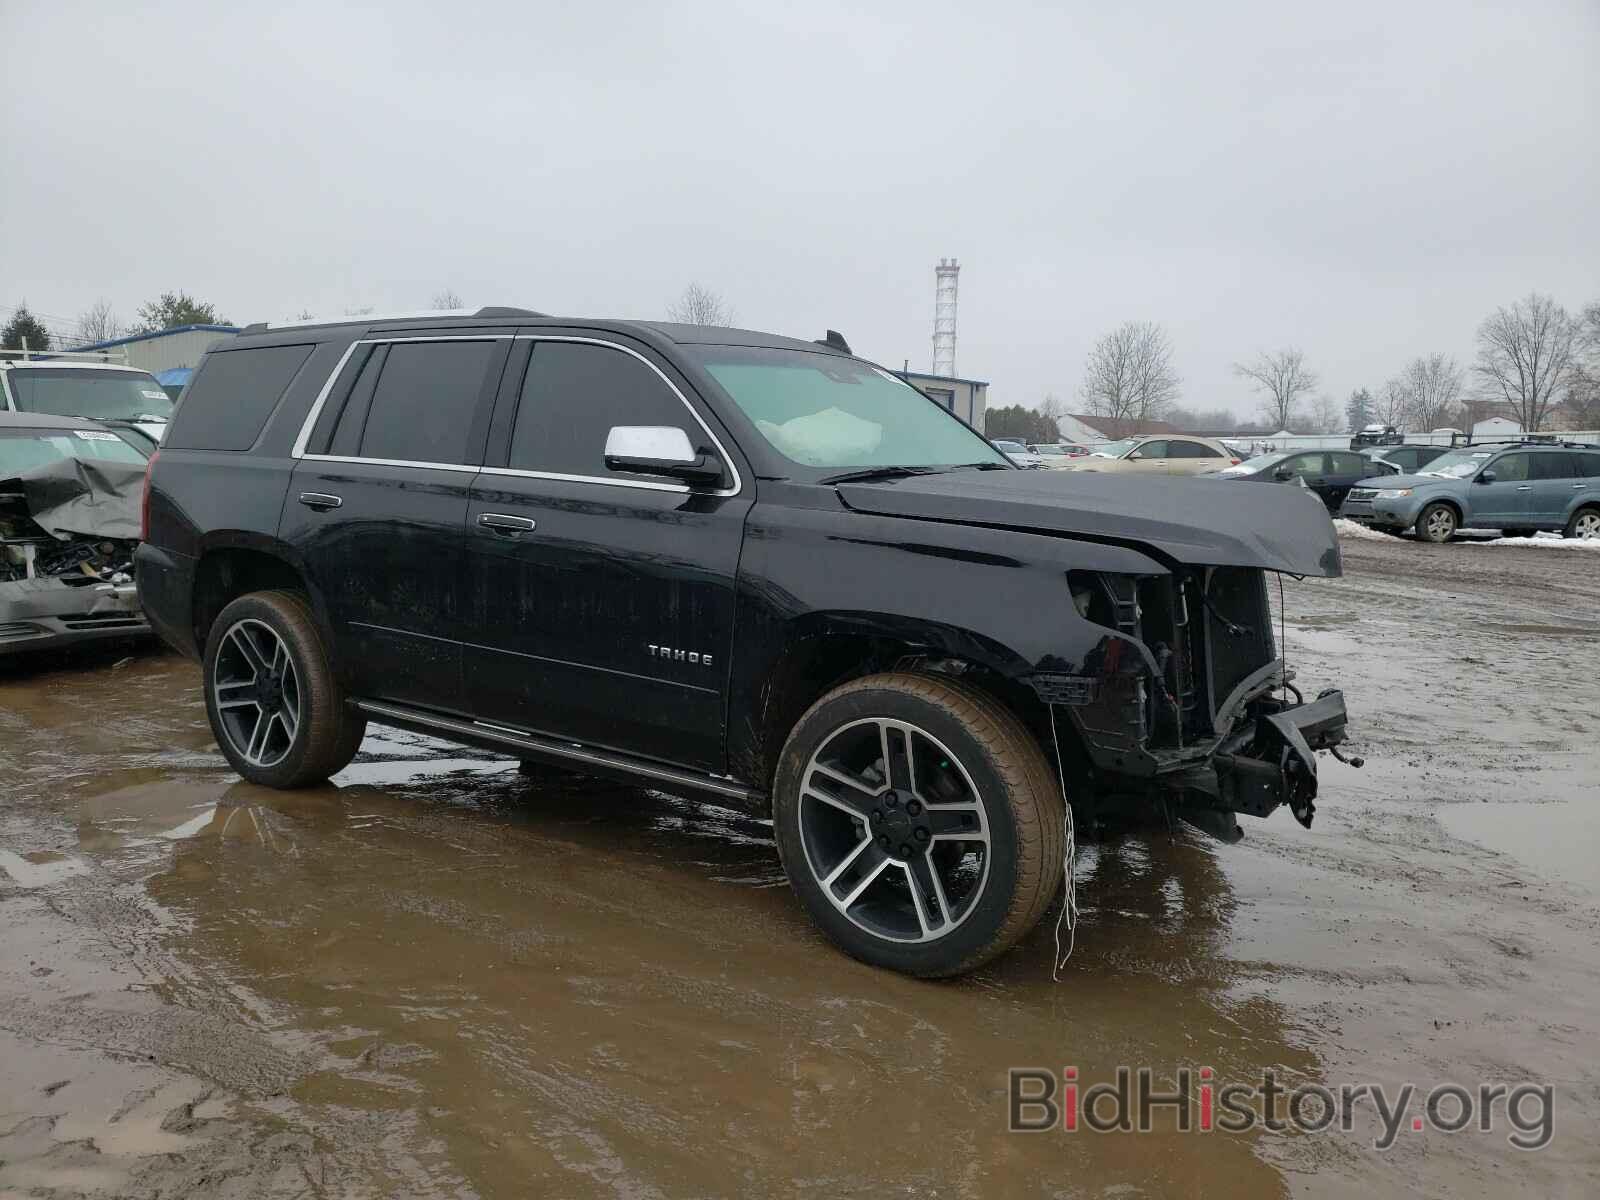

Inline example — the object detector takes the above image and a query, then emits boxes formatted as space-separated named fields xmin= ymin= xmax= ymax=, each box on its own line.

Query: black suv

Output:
xmin=136 ymin=308 xmax=1350 ymax=977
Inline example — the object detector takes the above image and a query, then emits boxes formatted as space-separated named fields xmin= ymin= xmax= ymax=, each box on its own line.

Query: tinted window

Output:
xmin=167 ymin=346 xmax=314 ymax=451
xmin=1285 ymin=453 xmax=1327 ymax=478
xmin=1529 ymin=453 xmax=1574 ymax=480
xmin=509 ymin=342 xmax=698 ymax=477
xmin=1330 ymin=452 xmax=1368 ymax=475
xmin=1168 ymin=439 xmax=1221 ymax=459
xmin=1577 ymin=453 xmax=1600 ymax=479
xmin=1131 ymin=440 xmax=1168 ymax=459
xmin=7 ymin=368 xmax=175 ymax=423
xmin=358 ymin=340 xmax=498 ymax=464
xmin=1489 ymin=453 xmax=1529 ymax=482
xmin=327 ymin=346 xmax=386 ymax=458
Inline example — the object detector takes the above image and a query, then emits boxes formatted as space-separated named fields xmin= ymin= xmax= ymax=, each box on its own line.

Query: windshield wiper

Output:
xmin=949 ymin=461 xmax=1012 ymax=471
xmin=819 ymin=465 xmax=946 ymax=485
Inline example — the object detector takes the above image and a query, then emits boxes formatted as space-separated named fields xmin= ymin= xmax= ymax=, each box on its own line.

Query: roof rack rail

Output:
xmin=0 ymin=346 xmax=130 ymax=364
xmin=239 ymin=306 xmax=551 ymax=336
xmin=473 ymin=306 xmax=548 ymax=318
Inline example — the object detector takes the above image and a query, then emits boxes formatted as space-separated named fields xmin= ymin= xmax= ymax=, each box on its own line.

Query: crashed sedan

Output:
xmin=1 ymin=413 xmax=150 ymax=655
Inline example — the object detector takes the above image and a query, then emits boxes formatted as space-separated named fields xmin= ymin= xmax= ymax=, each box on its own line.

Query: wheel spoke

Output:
xmin=806 ymin=763 xmax=881 ymax=818
xmin=228 ymin=626 xmax=269 ymax=674
xmin=926 ymin=804 xmax=987 ymax=842
xmin=216 ymin=680 xmax=259 ymax=710
xmin=836 ymin=852 xmax=892 ymax=910
xmin=880 ymin=722 xmax=914 ymax=793
xmin=904 ymin=853 xmax=951 ymax=935
xmin=821 ymin=836 xmax=875 ymax=890
xmin=244 ymin=710 xmax=270 ymax=763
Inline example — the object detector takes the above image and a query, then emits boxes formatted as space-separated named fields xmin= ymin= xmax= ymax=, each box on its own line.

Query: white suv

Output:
xmin=0 ymin=358 xmax=172 ymax=446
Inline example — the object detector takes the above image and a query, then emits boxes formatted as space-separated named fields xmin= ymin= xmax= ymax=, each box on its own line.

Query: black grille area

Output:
xmin=1200 ymin=568 xmax=1275 ymax=709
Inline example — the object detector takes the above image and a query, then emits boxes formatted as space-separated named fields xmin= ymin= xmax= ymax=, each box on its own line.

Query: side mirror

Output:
xmin=1273 ymin=468 xmax=1294 ymax=481
xmin=1477 ymin=469 xmax=1496 ymax=484
xmin=604 ymin=426 xmax=723 ymax=487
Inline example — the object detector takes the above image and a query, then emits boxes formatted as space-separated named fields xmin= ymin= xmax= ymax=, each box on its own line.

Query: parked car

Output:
xmin=1216 ymin=448 xmax=1387 ymax=512
xmin=1 ymin=412 xmax=150 ymax=655
xmin=1028 ymin=442 xmax=1089 ymax=468
xmin=136 ymin=308 xmax=1350 ymax=977
xmin=1350 ymin=424 xmax=1403 ymax=450
xmin=1341 ymin=442 xmax=1600 ymax=542
xmin=1 ymin=358 xmax=173 ymax=445
xmin=1065 ymin=435 xmax=1238 ymax=475
xmin=991 ymin=438 xmax=1044 ymax=468
xmin=1361 ymin=443 xmax=1448 ymax=475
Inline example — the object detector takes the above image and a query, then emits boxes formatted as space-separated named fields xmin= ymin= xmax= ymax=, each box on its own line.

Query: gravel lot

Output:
xmin=2 ymin=531 xmax=1597 ymax=1198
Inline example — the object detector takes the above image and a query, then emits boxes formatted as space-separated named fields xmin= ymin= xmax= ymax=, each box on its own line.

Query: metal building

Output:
xmin=897 ymin=369 xmax=988 ymax=431
xmin=71 ymin=324 xmax=240 ymax=375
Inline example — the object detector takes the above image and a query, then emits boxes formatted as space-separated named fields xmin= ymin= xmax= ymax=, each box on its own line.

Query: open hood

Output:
xmin=3 ymin=456 xmax=144 ymax=541
xmin=836 ymin=469 xmax=1342 ymax=577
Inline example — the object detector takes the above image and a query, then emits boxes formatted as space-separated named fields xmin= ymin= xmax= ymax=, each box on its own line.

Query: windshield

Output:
xmin=1090 ymin=438 xmax=1137 ymax=458
xmin=6 ymin=368 xmax=174 ymax=423
xmin=0 ymin=428 xmax=149 ymax=477
xmin=1421 ymin=449 xmax=1496 ymax=478
xmin=691 ymin=346 xmax=1007 ymax=471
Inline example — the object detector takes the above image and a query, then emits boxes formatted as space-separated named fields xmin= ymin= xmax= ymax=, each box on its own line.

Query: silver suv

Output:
xmin=1342 ymin=442 xmax=1600 ymax=542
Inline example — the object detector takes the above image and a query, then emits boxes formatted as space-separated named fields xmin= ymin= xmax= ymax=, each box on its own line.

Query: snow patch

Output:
xmin=1333 ymin=519 xmax=1396 ymax=543
xmin=1478 ymin=535 xmax=1600 ymax=550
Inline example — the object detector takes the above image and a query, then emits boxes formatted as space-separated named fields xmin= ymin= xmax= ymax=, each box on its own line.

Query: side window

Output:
xmin=328 ymin=345 xmax=387 ymax=458
xmin=356 ymin=340 xmax=499 ymax=465
xmin=1331 ymin=452 xmax=1368 ymax=475
xmin=1131 ymin=440 xmax=1167 ymax=459
xmin=1286 ymin=454 xmax=1324 ymax=478
xmin=1489 ymin=453 xmax=1529 ymax=482
xmin=1578 ymin=453 xmax=1600 ymax=479
xmin=508 ymin=342 xmax=703 ymax=478
xmin=164 ymin=344 xmax=314 ymax=451
xmin=1529 ymin=453 xmax=1574 ymax=481
xmin=1168 ymin=440 xmax=1218 ymax=459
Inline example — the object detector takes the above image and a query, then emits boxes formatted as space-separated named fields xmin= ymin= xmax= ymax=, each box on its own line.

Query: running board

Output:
xmin=354 ymin=699 xmax=761 ymax=804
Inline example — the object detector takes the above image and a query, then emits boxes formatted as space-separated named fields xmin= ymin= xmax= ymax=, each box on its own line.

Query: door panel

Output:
xmin=461 ymin=336 xmax=752 ymax=771
xmin=1525 ymin=453 xmax=1577 ymax=528
xmin=1467 ymin=453 xmax=1531 ymax=525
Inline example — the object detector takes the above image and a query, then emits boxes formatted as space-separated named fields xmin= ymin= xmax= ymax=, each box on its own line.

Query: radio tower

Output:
xmin=933 ymin=258 xmax=959 ymax=377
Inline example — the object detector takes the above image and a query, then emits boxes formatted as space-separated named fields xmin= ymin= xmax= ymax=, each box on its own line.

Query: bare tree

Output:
xmin=1373 ymin=379 xmax=1410 ymax=427
xmin=1386 ymin=353 xmax=1464 ymax=432
xmin=667 ymin=282 xmax=734 ymax=326
xmin=75 ymin=299 xmax=123 ymax=345
xmin=1472 ymin=293 xmax=1580 ymax=433
xmin=1308 ymin=393 xmax=1343 ymax=434
xmin=431 ymin=289 xmax=463 ymax=310
xmin=1079 ymin=321 xmax=1181 ymax=428
xmin=1232 ymin=348 xmax=1318 ymax=431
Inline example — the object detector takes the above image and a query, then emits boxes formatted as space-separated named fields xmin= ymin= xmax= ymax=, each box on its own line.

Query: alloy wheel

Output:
xmin=1424 ymin=507 xmax=1455 ymax=540
xmin=797 ymin=718 xmax=991 ymax=944
xmin=1575 ymin=512 xmax=1600 ymax=540
xmin=212 ymin=619 xmax=302 ymax=768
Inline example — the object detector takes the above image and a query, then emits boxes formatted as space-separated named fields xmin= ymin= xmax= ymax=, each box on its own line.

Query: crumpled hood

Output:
xmin=3 ymin=456 xmax=144 ymax=541
xmin=837 ymin=469 xmax=1343 ymax=577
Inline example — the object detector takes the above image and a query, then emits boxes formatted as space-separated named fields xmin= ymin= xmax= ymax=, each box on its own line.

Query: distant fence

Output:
xmin=1200 ymin=431 xmax=1600 ymax=454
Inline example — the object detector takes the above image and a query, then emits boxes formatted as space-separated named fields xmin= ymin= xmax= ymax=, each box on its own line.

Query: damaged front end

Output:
xmin=1 ymin=456 xmax=148 ymax=654
xmin=1034 ymin=564 xmax=1351 ymax=841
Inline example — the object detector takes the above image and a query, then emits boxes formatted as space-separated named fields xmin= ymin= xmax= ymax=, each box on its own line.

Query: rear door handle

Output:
xmin=299 ymin=492 xmax=342 ymax=510
xmin=478 ymin=512 xmax=537 ymax=534
xmin=1515 ymin=484 xmax=1533 ymax=491
xmin=1575 ymin=484 xmax=1588 ymax=490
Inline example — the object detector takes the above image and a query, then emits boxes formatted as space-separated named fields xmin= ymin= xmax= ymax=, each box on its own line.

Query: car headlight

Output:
xmin=1374 ymin=488 xmax=1413 ymax=499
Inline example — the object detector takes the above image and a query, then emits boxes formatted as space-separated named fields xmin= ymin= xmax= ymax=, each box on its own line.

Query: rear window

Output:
xmin=1168 ymin=440 xmax=1222 ymax=459
xmin=1577 ymin=453 xmax=1600 ymax=479
xmin=6 ymin=368 xmax=173 ymax=423
xmin=356 ymin=340 xmax=498 ymax=464
xmin=165 ymin=345 xmax=315 ymax=451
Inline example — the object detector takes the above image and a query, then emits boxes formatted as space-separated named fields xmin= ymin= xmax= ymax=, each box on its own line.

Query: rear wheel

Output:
xmin=203 ymin=590 xmax=366 ymax=788
xmin=1417 ymin=502 xmax=1457 ymax=543
xmin=772 ymin=673 xmax=1063 ymax=978
xmin=1565 ymin=508 xmax=1600 ymax=540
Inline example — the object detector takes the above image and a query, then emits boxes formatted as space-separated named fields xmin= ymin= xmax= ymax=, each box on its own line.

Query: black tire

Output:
xmin=202 ymin=590 xmax=366 ymax=788
xmin=1417 ymin=502 xmax=1458 ymax=543
xmin=1564 ymin=507 xmax=1600 ymax=541
xmin=1502 ymin=527 xmax=1537 ymax=540
xmin=772 ymin=672 xmax=1064 ymax=978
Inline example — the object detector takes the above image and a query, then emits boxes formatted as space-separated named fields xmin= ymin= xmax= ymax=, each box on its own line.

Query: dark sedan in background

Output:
xmin=1216 ymin=448 xmax=1392 ymax=511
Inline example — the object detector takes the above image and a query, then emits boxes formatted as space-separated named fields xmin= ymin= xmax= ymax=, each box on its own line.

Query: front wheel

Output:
xmin=1417 ymin=502 xmax=1458 ymax=543
xmin=203 ymin=590 xmax=366 ymax=788
xmin=772 ymin=673 xmax=1064 ymax=978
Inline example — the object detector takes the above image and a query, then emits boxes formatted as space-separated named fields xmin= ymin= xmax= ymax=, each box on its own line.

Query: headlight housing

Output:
xmin=1375 ymin=488 xmax=1414 ymax=499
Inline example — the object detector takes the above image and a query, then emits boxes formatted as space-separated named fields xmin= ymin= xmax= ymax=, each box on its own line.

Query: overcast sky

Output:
xmin=3 ymin=0 xmax=1596 ymax=419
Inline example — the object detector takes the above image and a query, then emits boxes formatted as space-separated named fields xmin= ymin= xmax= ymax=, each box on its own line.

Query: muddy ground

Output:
xmin=2 ymin=532 xmax=1597 ymax=1198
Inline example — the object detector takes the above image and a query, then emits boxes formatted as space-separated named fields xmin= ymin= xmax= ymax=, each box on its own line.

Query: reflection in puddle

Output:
xmin=0 ymin=848 xmax=91 ymax=888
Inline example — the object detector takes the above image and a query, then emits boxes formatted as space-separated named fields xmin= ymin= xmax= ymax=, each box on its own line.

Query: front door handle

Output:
xmin=299 ymin=492 xmax=342 ymax=510
xmin=478 ymin=512 xmax=537 ymax=534
xmin=1515 ymin=484 xmax=1533 ymax=491
xmin=1575 ymin=484 xmax=1588 ymax=490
